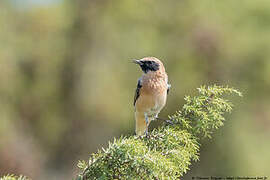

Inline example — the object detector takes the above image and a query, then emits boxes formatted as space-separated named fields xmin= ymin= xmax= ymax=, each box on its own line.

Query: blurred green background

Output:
xmin=0 ymin=0 xmax=269 ymax=179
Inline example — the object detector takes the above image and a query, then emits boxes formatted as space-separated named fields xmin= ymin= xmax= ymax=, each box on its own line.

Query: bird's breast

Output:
xmin=141 ymin=75 xmax=168 ymax=95
xmin=135 ymin=74 xmax=168 ymax=112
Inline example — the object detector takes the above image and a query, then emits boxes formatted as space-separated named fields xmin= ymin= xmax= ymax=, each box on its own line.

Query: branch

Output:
xmin=76 ymin=85 xmax=242 ymax=180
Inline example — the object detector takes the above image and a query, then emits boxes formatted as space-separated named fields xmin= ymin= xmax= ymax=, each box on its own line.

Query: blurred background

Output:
xmin=0 ymin=0 xmax=270 ymax=179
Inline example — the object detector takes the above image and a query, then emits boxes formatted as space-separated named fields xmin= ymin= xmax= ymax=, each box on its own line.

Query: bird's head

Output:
xmin=133 ymin=57 xmax=165 ymax=74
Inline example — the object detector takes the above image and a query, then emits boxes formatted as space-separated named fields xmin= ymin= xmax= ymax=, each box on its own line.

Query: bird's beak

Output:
xmin=133 ymin=59 xmax=142 ymax=65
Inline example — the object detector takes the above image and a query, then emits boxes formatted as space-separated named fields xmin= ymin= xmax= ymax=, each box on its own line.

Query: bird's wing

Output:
xmin=167 ymin=83 xmax=171 ymax=94
xmin=134 ymin=78 xmax=142 ymax=106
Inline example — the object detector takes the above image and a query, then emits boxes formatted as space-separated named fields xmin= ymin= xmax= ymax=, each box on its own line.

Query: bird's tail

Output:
xmin=135 ymin=112 xmax=147 ymax=136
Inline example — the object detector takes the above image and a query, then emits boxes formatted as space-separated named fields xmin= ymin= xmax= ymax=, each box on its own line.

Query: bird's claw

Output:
xmin=156 ymin=117 xmax=174 ymax=125
xmin=165 ymin=120 xmax=174 ymax=125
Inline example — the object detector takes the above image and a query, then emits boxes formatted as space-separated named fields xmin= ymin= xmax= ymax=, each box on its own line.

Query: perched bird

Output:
xmin=133 ymin=57 xmax=171 ymax=135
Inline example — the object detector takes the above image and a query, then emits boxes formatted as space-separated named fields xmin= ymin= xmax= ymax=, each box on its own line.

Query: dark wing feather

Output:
xmin=167 ymin=83 xmax=171 ymax=94
xmin=134 ymin=79 xmax=142 ymax=106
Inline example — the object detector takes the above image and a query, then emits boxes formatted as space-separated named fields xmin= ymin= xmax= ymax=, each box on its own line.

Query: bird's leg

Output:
xmin=145 ymin=129 xmax=148 ymax=137
xmin=144 ymin=113 xmax=149 ymax=137
xmin=144 ymin=125 xmax=150 ymax=138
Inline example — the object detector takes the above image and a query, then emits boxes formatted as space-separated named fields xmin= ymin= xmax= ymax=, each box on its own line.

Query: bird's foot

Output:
xmin=165 ymin=120 xmax=174 ymax=125
xmin=156 ymin=117 xmax=174 ymax=125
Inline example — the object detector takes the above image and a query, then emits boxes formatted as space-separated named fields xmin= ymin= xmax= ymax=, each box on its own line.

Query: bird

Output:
xmin=133 ymin=57 xmax=171 ymax=136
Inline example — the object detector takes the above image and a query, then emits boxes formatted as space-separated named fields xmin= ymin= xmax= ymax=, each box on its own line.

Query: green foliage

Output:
xmin=0 ymin=175 xmax=30 ymax=180
xmin=77 ymin=85 xmax=241 ymax=180
xmin=171 ymin=85 xmax=242 ymax=138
